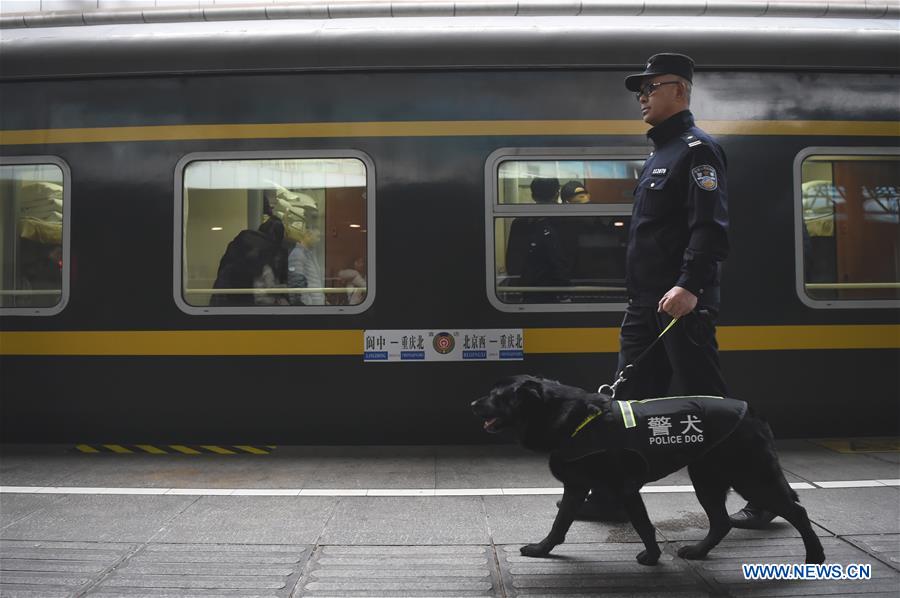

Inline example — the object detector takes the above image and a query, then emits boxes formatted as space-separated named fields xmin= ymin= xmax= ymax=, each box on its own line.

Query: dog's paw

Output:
xmin=636 ymin=548 xmax=661 ymax=566
xmin=520 ymin=543 xmax=553 ymax=558
xmin=677 ymin=544 xmax=708 ymax=560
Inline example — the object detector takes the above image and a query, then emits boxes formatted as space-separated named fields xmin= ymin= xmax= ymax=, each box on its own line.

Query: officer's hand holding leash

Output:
xmin=599 ymin=318 xmax=680 ymax=397
xmin=658 ymin=285 xmax=697 ymax=318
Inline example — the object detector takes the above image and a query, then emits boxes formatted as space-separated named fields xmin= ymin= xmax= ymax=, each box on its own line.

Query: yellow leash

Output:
xmin=574 ymin=316 xmax=681 ymax=438
xmin=604 ymin=316 xmax=680 ymax=395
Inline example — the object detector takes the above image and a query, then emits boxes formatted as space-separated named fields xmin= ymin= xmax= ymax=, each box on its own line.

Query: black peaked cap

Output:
xmin=625 ymin=53 xmax=695 ymax=91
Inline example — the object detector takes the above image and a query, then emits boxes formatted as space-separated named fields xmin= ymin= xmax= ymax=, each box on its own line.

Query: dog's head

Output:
xmin=471 ymin=375 xmax=609 ymax=451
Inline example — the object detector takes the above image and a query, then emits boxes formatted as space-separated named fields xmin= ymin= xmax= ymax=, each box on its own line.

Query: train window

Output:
xmin=175 ymin=153 xmax=373 ymax=314
xmin=0 ymin=158 xmax=70 ymax=316
xmin=487 ymin=149 xmax=645 ymax=311
xmin=796 ymin=149 xmax=899 ymax=308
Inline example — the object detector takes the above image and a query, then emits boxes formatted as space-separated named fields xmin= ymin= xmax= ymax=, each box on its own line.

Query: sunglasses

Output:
xmin=636 ymin=80 xmax=681 ymax=100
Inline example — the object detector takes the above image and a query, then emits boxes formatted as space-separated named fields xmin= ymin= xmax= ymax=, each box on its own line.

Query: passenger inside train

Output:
xmin=338 ymin=256 xmax=367 ymax=306
xmin=560 ymin=180 xmax=591 ymax=204
xmin=285 ymin=203 xmax=325 ymax=306
xmin=209 ymin=215 xmax=289 ymax=307
xmin=505 ymin=177 xmax=573 ymax=303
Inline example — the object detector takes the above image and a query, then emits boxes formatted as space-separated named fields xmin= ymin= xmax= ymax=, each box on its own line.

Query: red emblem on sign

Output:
xmin=433 ymin=332 xmax=455 ymax=354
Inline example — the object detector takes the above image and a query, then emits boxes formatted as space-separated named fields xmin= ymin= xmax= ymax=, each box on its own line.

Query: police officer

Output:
xmin=620 ymin=53 xmax=729 ymax=398
xmin=574 ymin=53 xmax=773 ymax=528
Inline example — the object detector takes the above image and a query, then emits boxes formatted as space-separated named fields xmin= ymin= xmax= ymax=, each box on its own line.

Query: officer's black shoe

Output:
xmin=729 ymin=503 xmax=776 ymax=529
xmin=556 ymin=498 xmax=630 ymax=522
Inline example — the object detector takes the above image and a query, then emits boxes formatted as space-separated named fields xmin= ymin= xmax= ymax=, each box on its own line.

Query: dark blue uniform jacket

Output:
xmin=627 ymin=110 xmax=729 ymax=308
xmin=553 ymin=396 xmax=747 ymax=484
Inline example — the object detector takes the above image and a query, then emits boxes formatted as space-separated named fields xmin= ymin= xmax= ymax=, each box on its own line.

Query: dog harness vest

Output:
xmin=555 ymin=396 xmax=747 ymax=483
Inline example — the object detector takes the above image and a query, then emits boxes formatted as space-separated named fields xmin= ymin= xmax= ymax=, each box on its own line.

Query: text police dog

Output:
xmin=471 ymin=375 xmax=825 ymax=565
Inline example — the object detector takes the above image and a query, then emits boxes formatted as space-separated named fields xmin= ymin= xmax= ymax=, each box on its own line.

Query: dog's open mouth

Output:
xmin=483 ymin=417 xmax=502 ymax=433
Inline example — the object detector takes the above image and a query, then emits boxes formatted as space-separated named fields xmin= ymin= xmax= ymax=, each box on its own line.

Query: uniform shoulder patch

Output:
xmin=681 ymin=133 xmax=705 ymax=147
xmin=691 ymin=164 xmax=718 ymax=191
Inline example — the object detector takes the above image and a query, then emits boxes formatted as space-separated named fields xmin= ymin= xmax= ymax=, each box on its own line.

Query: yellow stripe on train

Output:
xmin=0 ymin=330 xmax=362 ymax=356
xmin=527 ymin=324 xmax=900 ymax=353
xmin=0 ymin=119 xmax=897 ymax=146
xmin=1 ymin=325 xmax=897 ymax=355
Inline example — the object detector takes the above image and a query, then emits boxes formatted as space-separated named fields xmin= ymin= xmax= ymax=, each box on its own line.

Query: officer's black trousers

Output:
xmin=615 ymin=304 xmax=729 ymax=400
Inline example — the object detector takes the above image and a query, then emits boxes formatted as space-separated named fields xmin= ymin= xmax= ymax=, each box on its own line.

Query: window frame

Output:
xmin=485 ymin=146 xmax=646 ymax=313
xmin=0 ymin=155 xmax=71 ymax=317
xmin=793 ymin=146 xmax=900 ymax=310
xmin=173 ymin=150 xmax=376 ymax=316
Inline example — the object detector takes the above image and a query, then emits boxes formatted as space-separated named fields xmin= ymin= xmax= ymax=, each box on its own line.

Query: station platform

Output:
xmin=1 ymin=439 xmax=898 ymax=597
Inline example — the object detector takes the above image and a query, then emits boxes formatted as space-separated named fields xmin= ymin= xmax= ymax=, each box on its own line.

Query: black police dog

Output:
xmin=471 ymin=375 xmax=825 ymax=565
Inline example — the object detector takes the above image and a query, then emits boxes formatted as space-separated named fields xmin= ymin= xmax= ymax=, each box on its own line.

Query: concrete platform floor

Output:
xmin=1 ymin=440 xmax=898 ymax=597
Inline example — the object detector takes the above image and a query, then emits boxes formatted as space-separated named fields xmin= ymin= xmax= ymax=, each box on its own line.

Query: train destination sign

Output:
xmin=364 ymin=329 xmax=524 ymax=362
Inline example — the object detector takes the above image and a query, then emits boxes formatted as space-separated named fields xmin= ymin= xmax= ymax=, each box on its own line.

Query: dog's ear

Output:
xmin=515 ymin=378 xmax=545 ymax=405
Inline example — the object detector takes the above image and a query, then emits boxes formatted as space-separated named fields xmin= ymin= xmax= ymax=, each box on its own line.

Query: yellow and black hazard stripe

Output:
xmin=73 ymin=444 xmax=276 ymax=455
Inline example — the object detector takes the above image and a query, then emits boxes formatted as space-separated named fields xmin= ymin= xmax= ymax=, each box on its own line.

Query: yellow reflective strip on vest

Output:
xmin=620 ymin=401 xmax=637 ymax=429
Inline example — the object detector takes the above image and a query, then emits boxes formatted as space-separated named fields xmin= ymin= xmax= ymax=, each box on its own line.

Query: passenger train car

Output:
xmin=0 ymin=1 xmax=897 ymax=444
